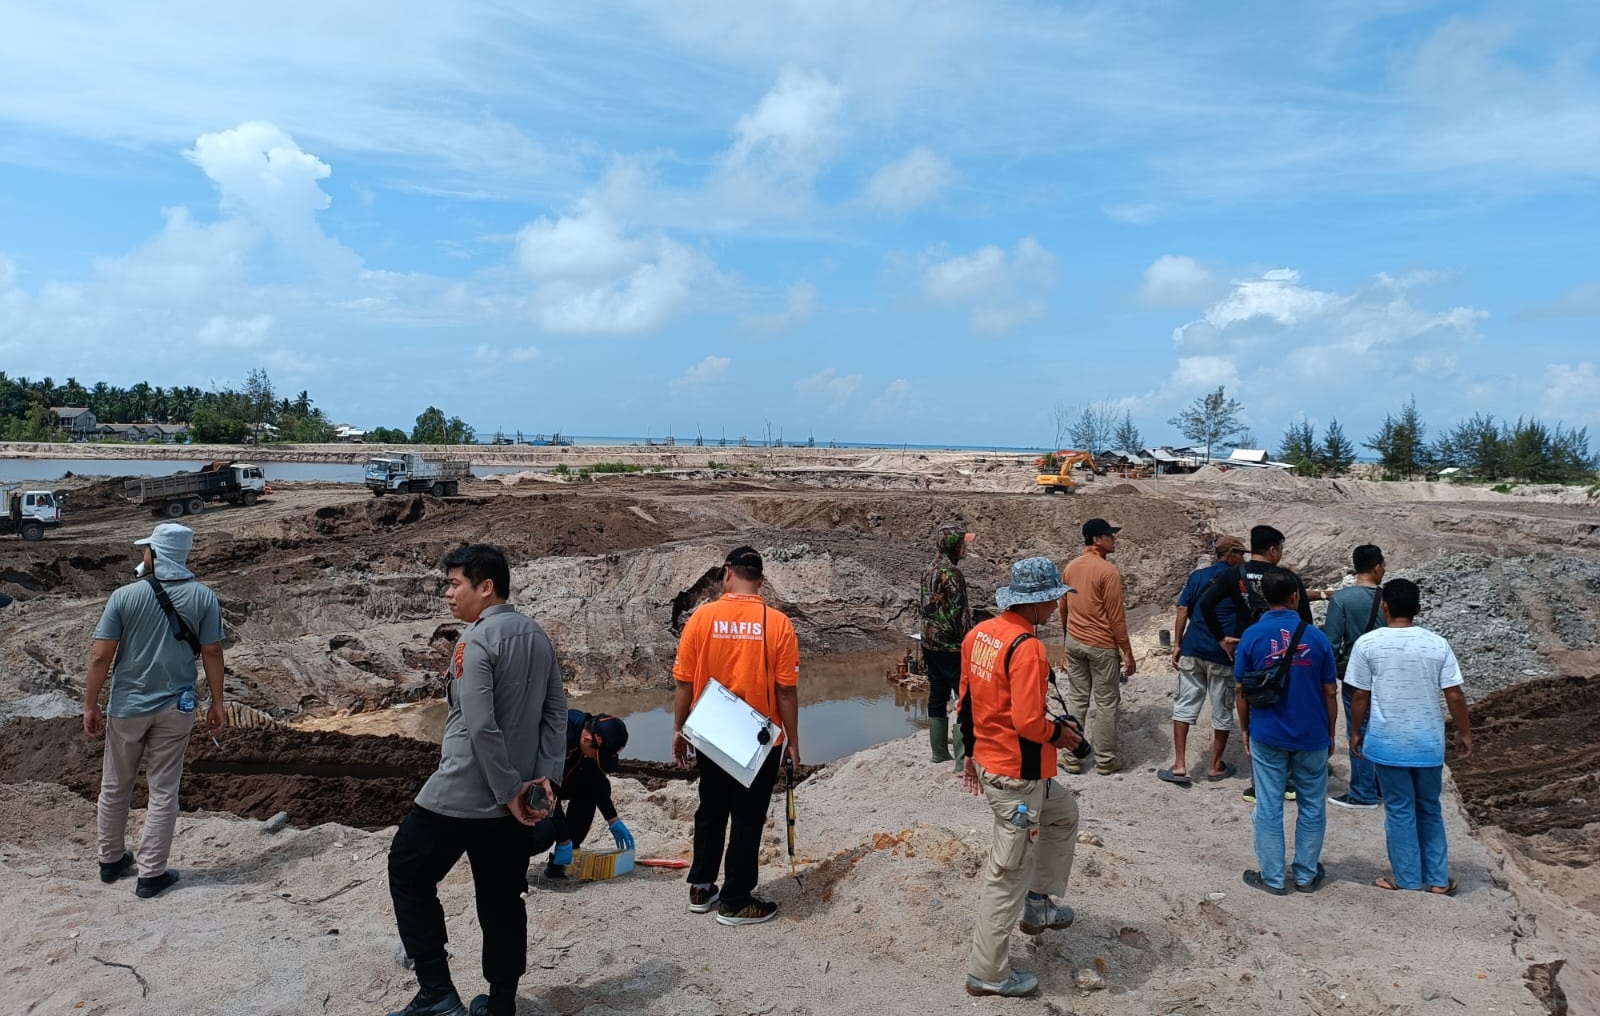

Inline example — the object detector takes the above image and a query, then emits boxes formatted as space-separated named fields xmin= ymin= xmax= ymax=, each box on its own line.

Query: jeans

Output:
xmin=687 ymin=750 xmax=782 ymax=907
xmin=923 ymin=648 xmax=961 ymax=720
xmin=1248 ymin=742 xmax=1329 ymax=889
xmin=1340 ymin=682 xmax=1380 ymax=803
xmin=1374 ymin=764 xmax=1449 ymax=889
xmin=388 ymin=806 xmax=557 ymax=989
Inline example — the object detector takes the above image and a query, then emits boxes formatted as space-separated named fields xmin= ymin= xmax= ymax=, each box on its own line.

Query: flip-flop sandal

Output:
xmin=1243 ymin=870 xmax=1287 ymax=896
xmin=1374 ymin=876 xmax=1403 ymax=891
xmin=1427 ymin=880 xmax=1458 ymax=896
xmin=1207 ymin=762 xmax=1238 ymax=782
xmin=1295 ymin=863 xmax=1326 ymax=893
xmin=1157 ymin=768 xmax=1193 ymax=786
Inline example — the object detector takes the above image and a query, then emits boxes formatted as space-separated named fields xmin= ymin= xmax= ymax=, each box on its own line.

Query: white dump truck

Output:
xmin=364 ymin=454 xmax=470 ymax=497
xmin=2 ymin=486 xmax=61 ymax=541
xmin=123 ymin=461 xmax=270 ymax=518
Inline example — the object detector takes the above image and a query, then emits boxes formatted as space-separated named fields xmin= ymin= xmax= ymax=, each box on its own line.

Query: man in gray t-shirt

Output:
xmin=1322 ymin=544 xmax=1386 ymax=809
xmin=83 ymin=522 xmax=226 ymax=899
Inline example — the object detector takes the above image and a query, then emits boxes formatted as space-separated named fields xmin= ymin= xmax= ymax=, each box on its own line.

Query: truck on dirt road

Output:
xmin=2 ymin=486 xmax=61 ymax=541
xmin=124 ymin=461 xmax=270 ymax=518
xmin=364 ymin=453 xmax=470 ymax=497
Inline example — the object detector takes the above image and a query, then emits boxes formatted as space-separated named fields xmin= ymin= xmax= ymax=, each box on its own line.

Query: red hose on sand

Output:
xmin=636 ymin=858 xmax=690 ymax=868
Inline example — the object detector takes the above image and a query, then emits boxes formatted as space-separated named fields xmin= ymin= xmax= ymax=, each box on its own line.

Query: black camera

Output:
xmin=1053 ymin=714 xmax=1094 ymax=760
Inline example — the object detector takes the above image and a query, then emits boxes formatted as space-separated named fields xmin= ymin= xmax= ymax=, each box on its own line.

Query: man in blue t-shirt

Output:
xmin=1234 ymin=567 xmax=1338 ymax=896
xmin=1161 ymin=535 xmax=1246 ymax=785
xmin=1347 ymin=579 xmax=1474 ymax=896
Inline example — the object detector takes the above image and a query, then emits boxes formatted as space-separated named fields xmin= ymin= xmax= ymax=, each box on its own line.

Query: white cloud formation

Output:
xmin=712 ymin=68 xmax=847 ymax=218
xmin=870 ymin=377 xmax=915 ymax=414
xmin=796 ymin=367 xmax=862 ymax=408
xmin=1139 ymin=255 xmax=1215 ymax=308
xmin=474 ymin=343 xmax=544 ymax=365
xmin=515 ymin=205 xmax=718 ymax=336
xmin=921 ymin=236 xmax=1058 ymax=334
xmin=863 ymin=146 xmax=953 ymax=212
xmin=1541 ymin=362 xmax=1600 ymax=420
xmin=742 ymin=282 xmax=817 ymax=334
xmin=1525 ymin=281 xmax=1600 ymax=319
xmin=1105 ymin=203 xmax=1159 ymax=225
xmin=196 ymin=313 xmax=273 ymax=349
xmin=674 ymin=354 xmax=732 ymax=390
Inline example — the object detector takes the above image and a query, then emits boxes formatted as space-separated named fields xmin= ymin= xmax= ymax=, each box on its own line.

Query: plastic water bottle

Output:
xmin=1009 ymin=803 xmax=1030 ymax=828
xmin=177 ymin=685 xmax=196 ymax=713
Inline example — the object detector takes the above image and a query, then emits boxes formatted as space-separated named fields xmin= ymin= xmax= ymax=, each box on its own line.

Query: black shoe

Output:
xmin=1243 ymin=870 xmax=1287 ymax=896
xmin=1242 ymin=784 xmax=1257 ymax=804
xmin=688 ymin=884 xmax=720 ymax=914
xmin=467 ymin=990 xmax=516 ymax=1016
xmin=386 ymin=987 xmax=467 ymax=1016
xmin=99 ymin=851 xmax=134 ymax=884
xmin=544 ymin=862 xmax=568 ymax=880
xmin=716 ymin=895 xmax=778 ymax=926
xmin=1296 ymin=863 xmax=1327 ymax=893
xmin=135 ymin=870 xmax=180 ymax=899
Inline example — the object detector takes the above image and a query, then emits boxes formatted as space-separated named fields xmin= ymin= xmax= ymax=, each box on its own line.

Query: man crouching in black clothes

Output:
xmin=385 ymin=545 xmax=567 ymax=1016
xmin=544 ymin=710 xmax=635 ymax=879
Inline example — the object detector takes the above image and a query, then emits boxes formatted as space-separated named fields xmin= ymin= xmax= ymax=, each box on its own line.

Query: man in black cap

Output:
xmin=543 ymin=710 xmax=634 ymax=880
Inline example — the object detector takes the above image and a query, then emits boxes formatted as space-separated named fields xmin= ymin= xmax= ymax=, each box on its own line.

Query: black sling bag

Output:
xmin=144 ymin=575 xmax=202 ymax=658
xmin=1239 ymin=619 xmax=1308 ymax=708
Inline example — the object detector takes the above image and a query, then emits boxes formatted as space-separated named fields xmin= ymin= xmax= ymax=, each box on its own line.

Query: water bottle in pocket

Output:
xmin=177 ymin=685 xmax=197 ymax=713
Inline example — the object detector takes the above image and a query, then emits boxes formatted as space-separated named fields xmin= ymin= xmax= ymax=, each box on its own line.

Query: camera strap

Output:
xmin=145 ymin=575 xmax=202 ymax=658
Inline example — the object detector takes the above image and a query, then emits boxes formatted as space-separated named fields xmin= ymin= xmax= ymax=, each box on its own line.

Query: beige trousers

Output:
xmin=968 ymin=764 xmax=1080 ymax=984
xmin=1064 ymin=633 xmax=1123 ymax=769
xmin=98 ymin=706 xmax=194 ymax=878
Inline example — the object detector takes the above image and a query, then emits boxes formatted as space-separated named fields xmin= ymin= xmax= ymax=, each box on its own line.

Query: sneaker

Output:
xmin=1093 ymin=760 xmax=1123 ymax=776
xmin=965 ymin=972 xmax=1039 ymax=998
xmin=715 ymin=896 xmax=778 ymax=926
xmin=1019 ymin=895 xmax=1075 ymax=935
xmin=135 ymin=870 xmax=180 ymax=899
xmin=98 ymin=851 xmax=134 ymax=884
xmin=1242 ymin=784 xmax=1257 ymax=804
xmin=1328 ymin=793 xmax=1380 ymax=810
xmin=1063 ymin=760 xmax=1083 ymax=775
xmin=1285 ymin=784 xmax=1298 ymax=802
xmin=688 ymin=884 xmax=720 ymax=914
xmin=385 ymin=987 xmax=467 ymax=1016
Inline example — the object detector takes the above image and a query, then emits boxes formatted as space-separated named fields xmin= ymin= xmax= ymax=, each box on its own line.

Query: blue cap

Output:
xmin=995 ymin=556 xmax=1073 ymax=611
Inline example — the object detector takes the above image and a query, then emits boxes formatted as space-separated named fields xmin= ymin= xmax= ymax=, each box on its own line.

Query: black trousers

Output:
xmin=388 ymin=805 xmax=557 ymax=988
xmin=687 ymin=750 xmax=782 ymax=907
xmin=555 ymin=765 xmax=614 ymax=850
xmin=923 ymin=648 xmax=962 ymax=719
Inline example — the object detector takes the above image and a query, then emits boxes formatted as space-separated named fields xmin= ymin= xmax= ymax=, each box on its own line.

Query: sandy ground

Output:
xmin=3 ymin=449 xmax=1597 ymax=1013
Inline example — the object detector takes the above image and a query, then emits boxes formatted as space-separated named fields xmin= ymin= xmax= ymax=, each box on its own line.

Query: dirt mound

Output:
xmin=56 ymin=474 xmax=140 ymax=510
xmin=1451 ymin=673 xmax=1600 ymax=838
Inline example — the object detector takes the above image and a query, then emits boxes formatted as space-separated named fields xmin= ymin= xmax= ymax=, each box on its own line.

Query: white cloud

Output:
xmin=742 ymin=282 xmax=817 ymax=334
xmin=1170 ymin=355 xmax=1239 ymax=391
xmin=674 ymin=355 xmax=732 ymax=390
xmin=920 ymin=236 xmax=1058 ymax=334
xmin=514 ymin=206 xmax=718 ymax=336
xmin=1525 ymin=281 xmax=1600 ymax=319
xmin=796 ymin=367 xmax=862 ymax=408
xmin=197 ymin=314 xmax=273 ymax=349
xmin=1541 ymin=362 xmax=1600 ymax=421
xmin=1105 ymin=203 xmax=1159 ymax=225
xmin=1139 ymin=255 xmax=1215 ymax=308
xmin=871 ymin=377 xmax=915 ymax=413
xmin=863 ymin=146 xmax=953 ymax=212
xmin=713 ymin=68 xmax=847 ymax=217
xmin=474 ymin=343 xmax=544 ymax=365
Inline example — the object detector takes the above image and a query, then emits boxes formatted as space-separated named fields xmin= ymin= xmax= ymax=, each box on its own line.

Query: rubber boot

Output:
xmin=928 ymin=718 xmax=953 ymax=763
xmin=951 ymin=720 xmax=967 ymax=772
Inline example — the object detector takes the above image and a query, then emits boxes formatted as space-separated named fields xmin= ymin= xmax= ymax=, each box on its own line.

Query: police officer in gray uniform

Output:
xmin=386 ymin=544 xmax=567 ymax=1016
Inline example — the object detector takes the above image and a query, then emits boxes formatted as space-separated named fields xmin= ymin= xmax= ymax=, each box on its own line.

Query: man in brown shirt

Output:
xmin=1059 ymin=518 xmax=1136 ymax=774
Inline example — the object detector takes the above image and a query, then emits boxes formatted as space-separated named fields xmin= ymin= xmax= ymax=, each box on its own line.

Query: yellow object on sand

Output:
xmin=569 ymin=848 xmax=636 ymax=880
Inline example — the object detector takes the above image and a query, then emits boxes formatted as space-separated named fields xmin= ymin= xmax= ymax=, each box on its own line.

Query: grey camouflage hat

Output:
xmin=996 ymin=556 xmax=1073 ymax=611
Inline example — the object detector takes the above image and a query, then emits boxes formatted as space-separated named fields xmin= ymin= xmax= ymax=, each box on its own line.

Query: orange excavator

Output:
xmin=1035 ymin=450 xmax=1100 ymax=493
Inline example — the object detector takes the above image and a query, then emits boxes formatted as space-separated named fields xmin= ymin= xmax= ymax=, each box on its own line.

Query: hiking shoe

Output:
xmin=688 ymin=884 xmax=720 ymax=914
xmin=99 ymin=851 xmax=134 ymax=884
xmin=467 ymin=993 xmax=515 ymax=1016
xmin=385 ymin=987 xmax=467 ymax=1016
xmin=135 ymin=870 xmax=180 ymax=899
xmin=1063 ymin=760 xmax=1083 ymax=775
xmin=1094 ymin=760 xmax=1123 ymax=776
xmin=965 ymin=972 xmax=1039 ymax=998
xmin=1019 ymin=895 xmax=1075 ymax=935
xmin=1328 ymin=793 xmax=1379 ymax=810
xmin=715 ymin=896 xmax=778 ymax=926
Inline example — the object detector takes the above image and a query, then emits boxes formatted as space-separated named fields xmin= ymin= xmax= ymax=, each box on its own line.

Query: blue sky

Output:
xmin=1 ymin=1 xmax=1597 ymax=447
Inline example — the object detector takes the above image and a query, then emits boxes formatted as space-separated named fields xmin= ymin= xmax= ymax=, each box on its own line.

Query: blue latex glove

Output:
xmin=609 ymin=819 xmax=635 ymax=851
xmin=552 ymin=842 xmax=573 ymax=866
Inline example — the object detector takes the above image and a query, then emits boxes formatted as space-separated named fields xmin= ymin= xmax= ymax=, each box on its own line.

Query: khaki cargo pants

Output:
xmin=969 ymin=764 xmax=1080 ymax=984
xmin=98 ymin=706 xmax=195 ymax=879
xmin=1064 ymin=633 xmax=1123 ymax=770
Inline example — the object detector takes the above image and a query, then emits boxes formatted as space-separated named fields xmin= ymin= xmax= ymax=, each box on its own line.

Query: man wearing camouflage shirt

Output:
xmin=920 ymin=525 xmax=975 ymax=765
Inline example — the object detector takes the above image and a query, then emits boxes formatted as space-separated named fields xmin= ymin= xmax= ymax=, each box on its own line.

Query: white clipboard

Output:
xmin=682 ymin=678 xmax=781 ymax=788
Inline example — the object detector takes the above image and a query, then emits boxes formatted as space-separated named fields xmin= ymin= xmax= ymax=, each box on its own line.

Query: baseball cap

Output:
xmin=1214 ymin=535 xmax=1246 ymax=555
xmin=1082 ymin=518 xmax=1121 ymax=541
xmin=589 ymin=714 xmax=629 ymax=773
xmin=724 ymin=545 xmax=764 ymax=575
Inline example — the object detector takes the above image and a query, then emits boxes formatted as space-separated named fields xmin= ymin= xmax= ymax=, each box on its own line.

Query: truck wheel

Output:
xmin=186 ymin=497 xmax=205 ymax=515
xmin=242 ymin=490 xmax=258 ymax=506
xmin=431 ymin=482 xmax=446 ymax=497
xmin=445 ymin=481 xmax=459 ymax=497
xmin=371 ymin=489 xmax=386 ymax=497
xmin=20 ymin=521 xmax=42 ymax=541
xmin=165 ymin=501 xmax=187 ymax=519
